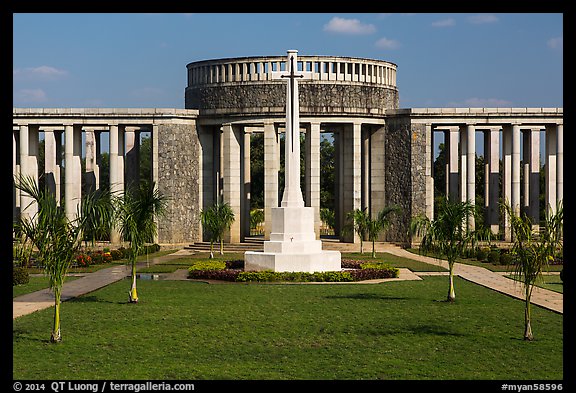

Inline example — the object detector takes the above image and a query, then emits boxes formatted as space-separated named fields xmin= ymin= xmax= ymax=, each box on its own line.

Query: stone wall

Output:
xmin=383 ymin=115 xmax=412 ymax=244
xmin=156 ymin=122 xmax=201 ymax=244
xmin=185 ymin=82 xmax=399 ymax=116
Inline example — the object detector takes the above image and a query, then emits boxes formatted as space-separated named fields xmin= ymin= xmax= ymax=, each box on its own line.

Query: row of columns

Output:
xmin=189 ymin=59 xmax=396 ymax=86
xmin=430 ymin=123 xmax=563 ymax=239
xmin=13 ymin=124 xmax=150 ymax=242
xmin=200 ymin=120 xmax=387 ymax=244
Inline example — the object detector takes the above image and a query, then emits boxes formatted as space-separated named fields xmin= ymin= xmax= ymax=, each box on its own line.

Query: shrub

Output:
xmin=499 ymin=251 xmax=514 ymax=266
xmin=475 ymin=248 xmax=489 ymax=262
xmin=188 ymin=269 xmax=240 ymax=281
xmin=487 ymin=249 xmax=500 ymax=265
xmin=225 ymin=260 xmax=244 ymax=269
xmin=236 ymin=270 xmax=355 ymax=283
xmin=75 ymin=253 xmax=93 ymax=267
xmin=188 ymin=261 xmax=227 ymax=272
xmin=89 ymin=250 xmax=112 ymax=265
xmin=110 ymin=249 xmax=123 ymax=260
xmin=13 ymin=266 xmax=30 ymax=286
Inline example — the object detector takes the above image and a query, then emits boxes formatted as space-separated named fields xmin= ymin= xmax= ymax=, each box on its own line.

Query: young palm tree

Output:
xmin=115 ymin=181 xmax=167 ymax=303
xmin=343 ymin=208 xmax=370 ymax=254
xmin=411 ymin=198 xmax=475 ymax=302
xmin=502 ymin=200 xmax=563 ymax=341
xmin=200 ymin=202 xmax=235 ymax=258
xmin=80 ymin=186 xmax=115 ymax=247
xmin=366 ymin=206 xmax=401 ymax=258
xmin=14 ymin=174 xmax=84 ymax=342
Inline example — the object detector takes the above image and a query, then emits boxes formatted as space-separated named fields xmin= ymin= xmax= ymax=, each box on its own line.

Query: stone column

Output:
xmin=361 ymin=126 xmax=370 ymax=212
xmin=305 ymin=122 xmax=321 ymax=238
xmin=19 ymin=125 xmax=39 ymax=221
xmin=125 ymin=129 xmax=140 ymax=189
xmin=502 ymin=125 xmax=513 ymax=241
xmin=222 ymin=123 xmax=241 ymax=243
xmin=459 ymin=125 xmax=467 ymax=203
xmin=511 ymin=124 xmax=521 ymax=217
xmin=545 ymin=124 xmax=558 ymax=215
xmin=13 ymin=129 xmax=20 ymax=222
xmin=466 ymin=124 xmax=476 ymax=229
xmin=556 ymin=124 xmax=563 ymax=208
xmin=445 ymin=127 xmax=460 ymax=201
xmin=370 ymin=125 xmax=386 ymax=237
xmin=264 ymin=121 xmax=279 ymax=240
xmin=84 ymin=129 xmax=100 ymax=193
xmin=523 ymin=128 xmax=540 ymax=227
xmin=425 ymin=124 xmax=434 ymax=220
xmin=109 ymin=124 xmax=125 ymax=243
xmin=484 ymin=127 xmax=500 ymax=234
xmin=64 ymin=124 xmax=82 ymax=221
xmin=243 ymin=129 xmax=252 ymax=239
xmin=341 ymin=122 xmax=362 ymax=243
xmin=44 ymin=129 xmax=63 ymax=204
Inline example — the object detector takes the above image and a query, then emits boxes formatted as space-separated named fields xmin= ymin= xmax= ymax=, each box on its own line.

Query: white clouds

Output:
xmin=375 ymin=37 xmax=400 ymax=50
xmin=13 ymin=65 xmax=68 ymax=80
xmin=431 ymin=18 xmax=455 ymax=28
xmin=467 ymin=14 xmax=499 ymax=25
xmin=323 ymin=17 xmax=376 ymax=35
xmin=547 ymin=36 xmax=563 ymax=51
xmin=14 ymin=88 xmax=48 ymax=103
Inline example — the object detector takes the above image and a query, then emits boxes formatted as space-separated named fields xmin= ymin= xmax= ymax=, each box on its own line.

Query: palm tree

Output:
xmin=366 ymin=206 xmax=401 ymax=258
xmin=502 ymin=200 xmax=563 ymax=341
xmin=200 ymin=202 xmax=235 ymax=258
xmin=115 ymin=181 xmax=167 ymax=303
xmin=80 ymin=186 xmax=115 ymax=247
xmin=14 ymin=174 xmax=84 ymax=342
xmin=343 ymin=208 xmax=370 ymax=253
xmin=411 ymin=198 xmax=475 ymax=302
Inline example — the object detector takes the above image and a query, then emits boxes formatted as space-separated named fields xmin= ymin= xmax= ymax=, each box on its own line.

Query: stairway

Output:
xmin=184 ymin=236 xmax=264 ymax=253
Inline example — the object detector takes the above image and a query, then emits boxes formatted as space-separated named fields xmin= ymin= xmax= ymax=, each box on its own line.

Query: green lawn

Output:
xmin=13 ymin=276 xmax=80 ymax=298
xmin=13 ymin=277 xmax=562 ymax=380
xmin=505 ymin=274 xmax=564 ymax=294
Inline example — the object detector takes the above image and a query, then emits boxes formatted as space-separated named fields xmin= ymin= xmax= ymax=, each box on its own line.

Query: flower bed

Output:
xmin=187 ymin=259 xmax=399 ymax=283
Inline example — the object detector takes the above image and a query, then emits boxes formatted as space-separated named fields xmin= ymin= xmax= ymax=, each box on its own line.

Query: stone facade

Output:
xmin=156 ymin=122 xmax=201 ymax=244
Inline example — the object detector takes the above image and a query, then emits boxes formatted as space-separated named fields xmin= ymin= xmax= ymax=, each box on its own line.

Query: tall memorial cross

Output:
xmin=271 ymin=50 xmax=312 ymax=208
xmin=244 ymin=49 xmax=341 ymax=273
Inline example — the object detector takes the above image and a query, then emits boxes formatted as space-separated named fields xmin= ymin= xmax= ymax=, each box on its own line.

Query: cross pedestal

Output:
xmin=244 ymin=50 xmax=341 ymax=272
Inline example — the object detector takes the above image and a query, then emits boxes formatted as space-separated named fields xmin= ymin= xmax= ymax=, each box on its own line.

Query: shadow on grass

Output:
xmin=69 ymin=295 xmax=125 ymax=305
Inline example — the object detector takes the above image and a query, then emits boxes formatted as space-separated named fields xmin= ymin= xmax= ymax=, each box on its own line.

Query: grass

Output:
xmin=13 ymin=276 xmax=562 ymax=380
xmin=13 ymin=276 xmax=81 ymax=298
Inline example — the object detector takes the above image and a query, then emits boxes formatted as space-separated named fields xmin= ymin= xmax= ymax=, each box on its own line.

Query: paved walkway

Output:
xmin=13 ymin=243 xmax=563 ymax=319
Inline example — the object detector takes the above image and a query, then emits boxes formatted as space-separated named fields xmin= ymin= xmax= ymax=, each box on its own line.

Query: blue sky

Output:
xmin=13 ymin=13 xmax=563 ymax=109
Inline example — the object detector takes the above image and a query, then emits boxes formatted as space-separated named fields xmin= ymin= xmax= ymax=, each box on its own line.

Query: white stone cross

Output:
xmin=271 ymin=50 xmax=312 ymax=207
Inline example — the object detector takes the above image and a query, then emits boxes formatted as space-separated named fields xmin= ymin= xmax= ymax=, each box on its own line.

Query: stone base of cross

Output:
xmin=245 ymin=50 xmax=341 ymax=273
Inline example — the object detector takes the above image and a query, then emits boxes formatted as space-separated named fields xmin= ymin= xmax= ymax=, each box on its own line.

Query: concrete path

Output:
xmin=13 ymin=243 xmax=563 ymax=319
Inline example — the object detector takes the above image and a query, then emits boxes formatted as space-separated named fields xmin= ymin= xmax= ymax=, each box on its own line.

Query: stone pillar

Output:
xmin=125 ymin=129 xmax=140 ymax=189
xmin=523 ymin=128 xmax=541 ymax=227
xmin=84 ymin=129 xmax=100 ymax=193
xmin=459 ymin=125 xmax=467 ymax=203
xmin=334 ymin=128 xmax=343 ymax=235
xmin=341 ymin=122 xmax=362 ymax=243
xmin=370 ymin=125 xmax=386 ymax=236
xmin=511 ymin=124 xmax=521 ymax=218
xmin=109 ymin=125 xmax=125 ymax=243
xmin=425 ymin=123 xmax=434 ymax=220
xmin=44 ymin=129 xmax=63 ymax=204
xmin=64 ymin=125 xmax=82 ymax=221
xmin=305 ymin=122 xmax=321 ymax=238
xmin=466 ymin=124 xmax=476 ymax=229
xmin=19 ymin=125 xmax=39 ymax=221
xmin=243 ymin=129 xmax=252 ymax=240
xmin=556 ymin=124 xmax=563 ymax=208
xmin=545 ymin=124 xmax=558 ymax=215
xmin=484 ymin=128 xmax=500 ymax=234
xmin=264 ymin=122 xmax=279 ymax=240
xmin=502 ymin=125 xmax=513 ymax=241
xmin=361 ymin=126 xmax=370 ymax=212
xmin=445 ymin=127 xmax=460 ymax=201
xmin=13 ymin=129 xmax=20 ymax=222
xmin=222 ymin=123 xmax=241 ymax=243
